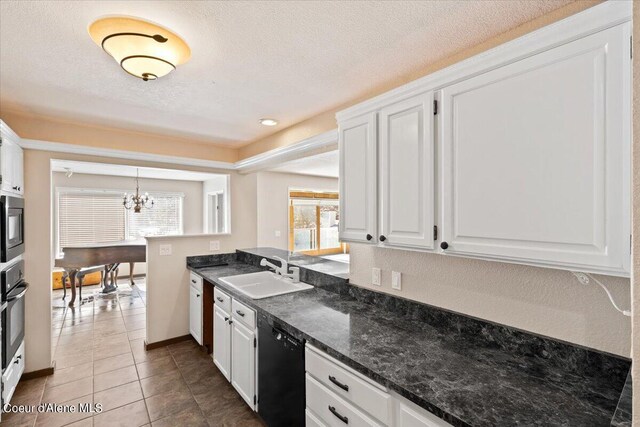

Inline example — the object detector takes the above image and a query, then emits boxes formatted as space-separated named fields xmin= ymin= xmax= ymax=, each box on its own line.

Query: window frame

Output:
xmin=288 ymin=189 xmax=346 ymax=256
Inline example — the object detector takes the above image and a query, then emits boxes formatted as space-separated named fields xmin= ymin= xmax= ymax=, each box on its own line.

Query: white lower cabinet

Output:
xmin=213 ymin=305 xmax=231 ymax=381
xmin=231 ymin=319 xmax=256 ymax=408
xmin=2 ymin=341 xmax=25 ymax=404
xmin=211 ymin=287 xmax=257 ymax=410
xmin=189 ymin=273 xmax=203 ymax=345
xmin=305 ymin=344 xmax=452 ymax=427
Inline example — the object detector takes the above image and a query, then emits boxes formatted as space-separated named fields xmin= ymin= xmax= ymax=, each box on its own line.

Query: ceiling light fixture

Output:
xmin=89 ymin=16 xmax=191 ymax=81
xmin=259 ymin=118 xmax=279 ymax=126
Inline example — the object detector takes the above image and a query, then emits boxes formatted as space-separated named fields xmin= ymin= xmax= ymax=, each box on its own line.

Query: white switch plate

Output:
xmin=372 ymin=268 xmax=381 ymax=286
xmin=274 ymin=230 xmax=281 ymax=237
xmin=209 ymin=240 xmax=220 ymax=251
xmin=159 ymin=244 xmax=172 ymax=256
xmin=392 ymin=271 xmax=402 ymax=290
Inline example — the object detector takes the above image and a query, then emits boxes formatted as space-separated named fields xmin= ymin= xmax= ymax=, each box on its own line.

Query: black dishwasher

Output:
xmin=257 ymin=314 xmax=305 ymax=427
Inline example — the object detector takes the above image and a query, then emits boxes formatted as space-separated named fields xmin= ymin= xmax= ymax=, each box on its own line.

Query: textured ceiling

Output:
xmin=0 ymin=1 xmax=573 ymax=146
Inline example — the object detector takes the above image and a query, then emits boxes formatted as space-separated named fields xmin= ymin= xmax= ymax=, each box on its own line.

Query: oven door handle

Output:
xmin=7 ymin=282 xmax=29 ymax=302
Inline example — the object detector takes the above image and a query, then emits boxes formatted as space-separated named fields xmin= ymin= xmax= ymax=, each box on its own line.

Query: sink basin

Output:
xmin=218 ymin=271 xmax=313 ymax=299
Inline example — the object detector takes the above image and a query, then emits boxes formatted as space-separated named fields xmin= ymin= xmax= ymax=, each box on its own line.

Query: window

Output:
xmin=126 ymin=193 xmax=183 ymax=239
xmin=288 ymin=190 xmax=345 ymax=255
xmin=56 ymin=189 xmax=183 ymax=256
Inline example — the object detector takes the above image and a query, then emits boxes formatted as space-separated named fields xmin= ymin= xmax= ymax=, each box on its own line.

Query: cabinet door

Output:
xmin=12 ymin=143 xmax=23 ymax=195
xmin=440 ymin=24 xmax=630 ymax=274
xmin=231 ymin=320 xmax=255 ymax=409
xmin=379 ymin=92 xmax=435 ymax=249
xmin=213 ymin=305 xmax=231 ymax=381
xmin=0 ymin=139 xmax=14 ymax=194
xmin=339 ymin=112 xmax=377 ymax=243
xmin=189 ymin=285 xmax=203 ymax=345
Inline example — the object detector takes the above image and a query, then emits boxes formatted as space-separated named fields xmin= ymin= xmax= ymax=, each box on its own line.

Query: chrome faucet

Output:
xmin=260 ymin=256 xmax=300 ymax=283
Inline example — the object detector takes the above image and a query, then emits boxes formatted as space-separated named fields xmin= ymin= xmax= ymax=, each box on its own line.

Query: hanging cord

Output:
xmin=570 ymin=272 xmax=631 ymax=317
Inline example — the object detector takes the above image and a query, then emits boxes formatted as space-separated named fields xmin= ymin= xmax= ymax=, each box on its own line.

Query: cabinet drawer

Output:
xmin=231 ymin=299 xmax=255 ymax=329
xmin=306 ymin=409 xmax=328 ymax=427
xmin=306 ymin=374 xmax=384 ymax=427
xmin=189 ymin=272 xmax=203 ymax=293
xmin=306 ymin=345 xmax=391 ymax=424
xmin=214 ymin=287 xmax=231 ymax=313
xmin=2 ymin=341 xmax=25 ymax=404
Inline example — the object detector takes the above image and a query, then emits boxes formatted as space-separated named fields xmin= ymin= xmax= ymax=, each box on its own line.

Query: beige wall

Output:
xmin=52 ymin=171 xmax=205 ymax=276
xmin=3 ymin=110 xmax=238 ymax=163
xmin=349 ymin=245 xmax=631 ymax=357
xmin=238 ymin=1 xmax=600 ymax=159
xmin=22 ymin=148 xmax=252 ymax=373
xmin=256 ymin=171 xmax=338 ymax=250
xmin=146 ymin=173 xmax=257 ymax=344
xmin=631 ymin=1 xmax=639 ymax=423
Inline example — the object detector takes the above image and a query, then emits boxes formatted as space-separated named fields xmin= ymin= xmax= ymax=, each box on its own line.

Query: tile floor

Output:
xmin=2 ymin=279 xmax=264 ymax=427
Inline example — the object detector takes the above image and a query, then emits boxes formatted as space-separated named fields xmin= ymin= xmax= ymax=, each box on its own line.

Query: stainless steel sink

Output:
xmin=218 ymin=271 xmax=313 ymax=299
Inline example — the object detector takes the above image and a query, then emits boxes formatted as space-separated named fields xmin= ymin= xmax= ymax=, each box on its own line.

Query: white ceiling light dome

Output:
xmin=88 ymin=16 xmax=191 ymax=81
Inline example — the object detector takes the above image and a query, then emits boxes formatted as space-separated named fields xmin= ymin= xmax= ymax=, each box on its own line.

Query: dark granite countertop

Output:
xmin=188 ymin=252 xmax=630 ymax=427
xmin=611 ymin=373 xmax=632 ymax=426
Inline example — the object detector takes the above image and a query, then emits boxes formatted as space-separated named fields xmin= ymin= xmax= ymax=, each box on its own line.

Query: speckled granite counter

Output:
xmin=188 ymin=250 xmax=630 ymax=427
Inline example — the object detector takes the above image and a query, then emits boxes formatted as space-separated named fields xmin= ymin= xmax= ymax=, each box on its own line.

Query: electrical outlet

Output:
xmin=274 ymin=230 xmax=281 ymax=237
xmin=209 ymin=240 xmax=220 ymax=251
xmin=392 ymin=271 xmax=402 ymax=290
xmin=159 ymin=244 xmax=172 ymax=256
xmin=372 ymin=268 xmax=381 ymax=286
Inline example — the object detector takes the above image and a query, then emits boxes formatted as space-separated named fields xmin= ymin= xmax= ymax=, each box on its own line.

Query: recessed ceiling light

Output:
xmin=88 ymin=16 xmax=191 ymax=81
xmin=259 ymin=118 xmax=279 ymax=126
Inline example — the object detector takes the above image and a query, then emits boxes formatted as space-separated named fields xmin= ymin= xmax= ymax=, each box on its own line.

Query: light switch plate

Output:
xmin=209 ymin=240 xmax=220 ymax=251
xmin=372 ymin=268 xmax=381 ymax=286
xmin=392 ymin=271 xmax=402 ymax=290
xmin=274 ymin=230 xmax=281 ymax=237
xmin=159 ymin=244 xmax=172 ymax=256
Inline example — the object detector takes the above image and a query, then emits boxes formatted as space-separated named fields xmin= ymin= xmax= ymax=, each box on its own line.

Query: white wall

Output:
xmin=349 ymin=244 xmax=631 ymax=357
xmin=146 ymin=173 xmax=257 ymax=344
xmin=52 ymin=172 xmax=205 ymax=276
xmin=256 ymin=171 xmax=339 ymax=250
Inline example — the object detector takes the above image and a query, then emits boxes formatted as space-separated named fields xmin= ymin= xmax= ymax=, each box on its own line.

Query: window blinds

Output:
xmin=57 ymin=190 xmax=184 ymax=254
xmin=58 ymin=191 xmax=126 ymax=252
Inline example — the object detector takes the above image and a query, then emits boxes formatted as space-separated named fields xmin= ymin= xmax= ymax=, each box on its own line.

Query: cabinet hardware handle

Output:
xmin=328 ymin=375 xmax=349 ymax=391
xmin=379 ymin=235 xmax=386 ymax=242
xmin=228 ymin=319 xmax=233 ymax=324
xmin=440 ymin=241 xmax=449 ymax=250
xmin=216 ymin=297 xmax=224 ymax=303
xmin=236 ymin=310 xmax=245 ymax=317
xmin=366 ymin=234 xmax=373 ymax=241
xmin=328 ymin=405 xmax=348 ymax=424
xmin=224 ymin=317 xmax=229 ymax=321
xmin=191 ymin=279 xmax=196 ymax=284
xmin=196 ymin=294 xmax=200 ymax=298
xmin=12 ymin=186 xmax=18 ymax=190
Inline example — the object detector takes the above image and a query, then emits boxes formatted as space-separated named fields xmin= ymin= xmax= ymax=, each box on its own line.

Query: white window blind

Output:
xmin=57 ymin=190 xmax=184 ymax=255
xmin=126 ymin=193 xmax=184 ymax=239
xmin=58 ymin=191 xmax=125 ymax=254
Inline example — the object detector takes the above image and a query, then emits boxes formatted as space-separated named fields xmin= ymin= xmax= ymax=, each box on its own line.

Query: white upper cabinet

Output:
xmin=339 ymin=112 xmax=377 ymax=243
xmin=379 ymin=92 xmax=435 ymax=250
xmin=439 ymin=24 xmax=630 ymax=275
xmin=0 ymin=121 xmax=24 ymax=197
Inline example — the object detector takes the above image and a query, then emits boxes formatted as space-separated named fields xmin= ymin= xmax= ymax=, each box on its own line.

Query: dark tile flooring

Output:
xmin=1 ymin=280 xmax=264 ymax=427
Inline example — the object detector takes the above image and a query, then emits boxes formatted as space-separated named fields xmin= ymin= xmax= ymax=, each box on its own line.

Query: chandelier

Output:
xmin=124 ymin=169 xmax=154 ymax=213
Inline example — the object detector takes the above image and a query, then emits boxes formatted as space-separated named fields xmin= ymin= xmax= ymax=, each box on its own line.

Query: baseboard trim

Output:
xmin=144 ymin=334 xmax=193 ymax=351
xmin=22 ymin=366 xmax=55 ymax=380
